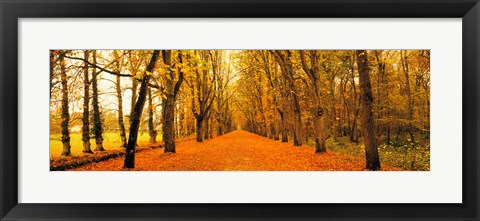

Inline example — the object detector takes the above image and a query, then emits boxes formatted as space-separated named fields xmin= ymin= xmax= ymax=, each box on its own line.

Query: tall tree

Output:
xmin=258 ymin=51 xmax=282 ymax=141
xmin=81 ymin=50 xmax=93 ymax=153
xmin=189 ymin=51 xmax=215 ymax=142
xmin=50 ymin=51 xmax=57 ymax=99
xmin=401 ymin=50 xmax=415 ymax=143
xmin=348 ymin=52 xmax=360 ymax=143
xmin=299 ymin=50 xmax=327 ymax=153
xmin=147 ymin=88 xmax=157 ymax=143
xmin=59 ymin=52 xmax=71 ymax=156
xmin=356 ymin=50 xmax=381 ymax=170
xmin=114 ymin=51 xmax=127 ymax=148
xmin=124 ymin=50 xmax=160 ymax=168
xmin=161 ymin=50 xmax=185 ymax=152
xmin=271 ymin=50 xmax=303 ymax=146
xmin=91 ymin=50 xmax=105 ymax=151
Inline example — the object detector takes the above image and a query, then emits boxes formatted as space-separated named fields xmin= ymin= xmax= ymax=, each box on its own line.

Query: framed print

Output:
xmin=1 ymin=0 xmax=479 ymax=220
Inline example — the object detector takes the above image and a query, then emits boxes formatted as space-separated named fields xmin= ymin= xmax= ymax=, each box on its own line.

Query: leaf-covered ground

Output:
xmin=71 ymin=130 xmax=399 ymax=171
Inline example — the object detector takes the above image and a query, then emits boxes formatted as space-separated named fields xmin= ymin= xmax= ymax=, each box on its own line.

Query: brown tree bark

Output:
xmin=116 ymin=76 xmax=127 ymax=148
xmin=196 ymin=116 xmax=204 ymax=142
xmin=162 ymin=50 xmax=185 ymax=153
xmin=124 ymin=50 xmax=160 ymax=168
xmin=130 ymin=79 xmax=137 ymax=123
xmin=59 ymin=53 xmax=71 ymax=156
xmin=356 ymin=50 xmax=381 ymax=171
xmin=162 ymin=92 xmax=176 ymax=151
xmin=209 ymin=115 xmax=214 ymax=139
xmin=81 ymin=50 xmax=93 ymax=153
xmin=349 ymin=53 xmax=360 ymax=143
xmin=50 ymin=51 xmax=56 ymax=99
xmin=279 ymin=110 xmax=288 ymax=142
xmin=114 ymin=52 xmax=127 ymax=148
xmin=273 ymin=112 xmax=280 ymax=140
xmin=91 ymin=51 xmax=105 ymax=151
xmin=203 ymin=115 xmax=210 ymax=140
xmin=147 ymin=88 xmax=157 ymax=144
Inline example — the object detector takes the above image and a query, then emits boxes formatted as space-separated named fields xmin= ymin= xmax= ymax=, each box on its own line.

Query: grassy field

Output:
xmin=323 ymin=137 xmax=430 ymax=171
xmin=50 ymin=132 xmax=153 ymax=158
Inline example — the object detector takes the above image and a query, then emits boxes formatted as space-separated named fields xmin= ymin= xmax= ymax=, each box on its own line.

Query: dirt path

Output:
xmin=71 ymin=130 xmax=397 ymax=171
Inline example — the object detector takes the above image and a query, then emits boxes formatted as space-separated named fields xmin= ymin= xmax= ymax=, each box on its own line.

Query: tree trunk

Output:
xmin=280 ymin=111 xmax=288 ymax=142
xmin=148 ymin=88 xmax=157 ymax=144
xmin=59 ymin=54 xmax=71 ymax=156
xmin=196 ymin=117 xmax=204 ymax=142
xmin=91 ymin=51 xmax=104 ymax=151
xmin=130 ymin=80 xmax=137 ymax=124
xmin=217 ymin=123 xmax=223 ymax=136
xmin=350 ymin=107 xmax=359 ymax=143
xmin=124 ymin=50 xmax=160 ymax=168
xmin=292 ymin=98 xmax=303 ymax=146
xmin=271 ymin=50 xmax=302 ymax=145
xmin=203 ymin=116 xmax=210 ymax=140
xmin=116 ymin=75 xmax=127 ymax=148
xmin=336 ymin=109 xmax=341 ymax=140
xmin=349 ymin=52 xmax=359 ymax=143
xmin=81 ymin=50 xmax=92 ymax=153
xmin=298 ymin=51 xmax=325 ymax=152
xmin=50 ymin=51 xmax=56 ymax=99
xmin=162 ymin=94 xmax=176 ymax=152
xmin=313 ymin=105 xmax=327 ymax=153
xmin=356 ymin=50 xmax=381 ymax=171
xmin=268 ymin=123 xmax=274 ymax=139
xmin=114 ymin=55 xmax=127 ymax=148
xmin=273 ymin=112 xmax=280 ymax=140
xmin=161 ymin=50 xmax=184 ymax=153
xmin=401 ymin=50 xmax=415 ymax=143
xmin=314 ymin=113 xmax=327 ymax=153
xmin=209 ymin=117 xmax=213 ymax=139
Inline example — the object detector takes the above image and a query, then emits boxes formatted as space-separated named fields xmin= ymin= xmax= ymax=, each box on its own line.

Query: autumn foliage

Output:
xmin=50 ymin=50 xmax=430 ymax=171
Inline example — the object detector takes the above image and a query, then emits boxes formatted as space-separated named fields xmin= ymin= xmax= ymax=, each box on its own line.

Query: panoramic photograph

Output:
xmin=49 ymin=50 xmax=430 ymax=171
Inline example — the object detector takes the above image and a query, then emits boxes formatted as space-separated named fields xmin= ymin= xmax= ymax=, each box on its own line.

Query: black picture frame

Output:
xmin=1 ymin=0 xmax=478 ymax=220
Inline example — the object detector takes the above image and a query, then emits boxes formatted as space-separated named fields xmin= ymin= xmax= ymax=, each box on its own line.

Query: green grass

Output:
xmin=50 ymin=132 xmax=154 ymax=158
xmin=308 ymin=136 xmax=430 ymax=171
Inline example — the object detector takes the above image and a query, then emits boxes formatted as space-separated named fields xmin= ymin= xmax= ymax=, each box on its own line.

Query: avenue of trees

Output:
xmin=234 ymin=50 xmax=429 ymax=170
xmin=50 ymin=50 xmax=430 ymax=170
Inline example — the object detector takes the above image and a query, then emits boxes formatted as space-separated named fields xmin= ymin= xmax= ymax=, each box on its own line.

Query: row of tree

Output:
xmin=234 ymin=50 xmax=429 ymax=170
xmin=50 ymin=49 xmax=429 ymax=170
xmin=50 ymin=50 xmax=236 ymax=168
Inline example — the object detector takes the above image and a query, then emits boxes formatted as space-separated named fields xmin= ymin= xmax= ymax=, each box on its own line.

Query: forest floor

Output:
xmin=70 ymin=130 xmax=399 ymax=171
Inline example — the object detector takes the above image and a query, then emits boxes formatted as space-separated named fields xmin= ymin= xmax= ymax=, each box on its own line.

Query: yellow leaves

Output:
xmin=136 ymin=71 xmax=145 ymax=79
xmin=165 ymin=72 xmax=173 ymax=81
xmin=145 ymin=71 xmax=153 ymax=76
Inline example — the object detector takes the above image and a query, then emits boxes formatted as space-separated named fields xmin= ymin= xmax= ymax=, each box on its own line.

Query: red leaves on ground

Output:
xmin=71 ymin=130 xmax=398 ymax=171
